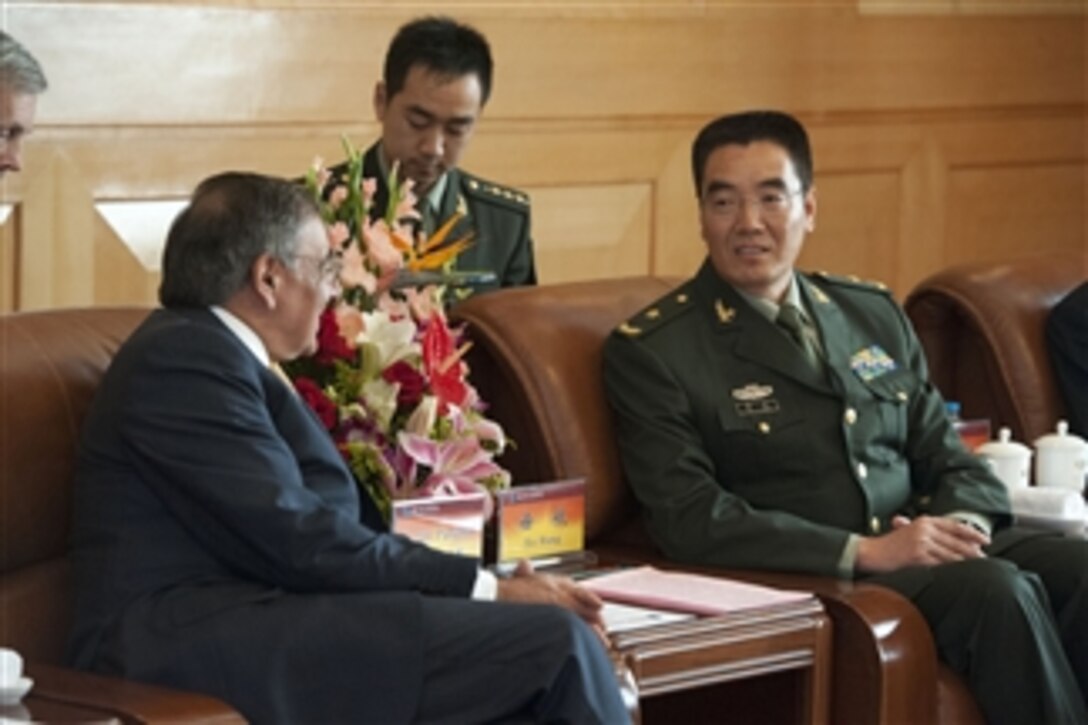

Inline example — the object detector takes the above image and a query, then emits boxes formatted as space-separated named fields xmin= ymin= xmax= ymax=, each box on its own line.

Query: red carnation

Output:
xmin=382 ymin=360 xmax=426 ymax=407
xmin=293 ymin=377 xmax=338 ymax=431
xmin=315 ymin=307 xmax=356 ymax=365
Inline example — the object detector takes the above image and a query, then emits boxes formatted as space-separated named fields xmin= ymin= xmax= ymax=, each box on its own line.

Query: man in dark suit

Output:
xmin=356 ymin=16 xmax=535 ymax=296
xmin=1048 ymin=280 xmax=1088 ymax=438
xmin=603 ymin=110 xmax=1087 ymax=725
xmin=67 ymin=172 xmax=627 ymax=723
xmin=0 ymin=30 xmax=48 ymax=177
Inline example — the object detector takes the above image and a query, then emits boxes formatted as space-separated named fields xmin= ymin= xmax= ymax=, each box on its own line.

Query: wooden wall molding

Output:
xmin=1 ymin=2 xmax=1083 ymax=309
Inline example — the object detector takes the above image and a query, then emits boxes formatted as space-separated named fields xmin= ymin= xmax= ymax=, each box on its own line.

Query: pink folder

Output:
xmin=583 ymin=565 xmax=811 ymax=616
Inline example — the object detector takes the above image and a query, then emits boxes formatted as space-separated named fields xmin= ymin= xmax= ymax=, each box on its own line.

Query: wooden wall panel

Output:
xmin=798 ymin=171 xmax=901 ymax=286
xmin=532 ymin=182 xmax=653 ymax=284
xmin=17 ymin=152 xmax=96 ymax=310
xmin=0 ymin=1 xmax=1084 ymax=310
xmin=92 ymin=213 xmax=158 ymax=306
xmin=946 ymin=163 xmax=1086 ymax=266
xmin=15 ymin=6 xmax=1086 ymax=122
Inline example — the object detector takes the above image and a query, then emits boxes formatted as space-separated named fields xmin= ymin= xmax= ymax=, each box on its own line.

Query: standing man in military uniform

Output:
xmin=357 ymin=16 xmax=534 ymax=296
xmin=603 ymin=110 xmax=1087 ymax=725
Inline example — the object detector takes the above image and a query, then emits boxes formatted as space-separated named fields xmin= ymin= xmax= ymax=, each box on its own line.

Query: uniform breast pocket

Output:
xmin=858 ymin=368 xmax=918 ymax=454
xmin=714 ymin=404 xmax=808 ymax=480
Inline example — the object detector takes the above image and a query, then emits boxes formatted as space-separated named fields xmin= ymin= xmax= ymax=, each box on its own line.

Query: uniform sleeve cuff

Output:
xmin=947 ymin=511 xmax=993 ymax=536
xmin=840 ymin=534 xmax=861 ymax=578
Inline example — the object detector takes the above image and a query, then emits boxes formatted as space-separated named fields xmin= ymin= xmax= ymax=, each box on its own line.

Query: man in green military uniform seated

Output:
xmin=353 ymin=16 xmax=535 ymax=296
xmin=603 ymin=110 xmax=1087 ymax=725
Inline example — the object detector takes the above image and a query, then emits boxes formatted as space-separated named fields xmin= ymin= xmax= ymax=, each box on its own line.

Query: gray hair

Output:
xmin=159 ymin=172 xmax=320 ymax=307
xmin=0 ymin=31 xmax=48 ymax=94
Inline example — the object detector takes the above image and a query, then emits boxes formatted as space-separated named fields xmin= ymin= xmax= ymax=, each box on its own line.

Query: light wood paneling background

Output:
xmin=1 ymin=0 xmax=1085 ymax=311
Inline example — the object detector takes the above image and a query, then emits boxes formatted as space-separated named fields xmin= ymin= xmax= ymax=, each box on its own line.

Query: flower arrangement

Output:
xmin=285 ymin=138 xmax=511 ymax=523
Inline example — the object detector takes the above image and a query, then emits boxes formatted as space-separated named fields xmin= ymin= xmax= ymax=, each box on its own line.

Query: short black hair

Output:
xmin=691 ymin=111 xmax=813 ymax=196
xmin=159 ymin=172 xmax=319 ymax=307
xmin=383 ymin=16 xmax=493 ymax=105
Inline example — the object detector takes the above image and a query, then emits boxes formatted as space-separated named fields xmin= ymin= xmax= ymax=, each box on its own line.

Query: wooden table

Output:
xmin=612 ymin=596 xmax=832 ymax=725
xmin=1 ymin=697 xmax=121 ymax=724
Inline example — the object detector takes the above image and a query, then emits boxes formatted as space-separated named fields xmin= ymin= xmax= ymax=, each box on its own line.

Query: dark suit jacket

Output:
xmin=67 ymin=308 xmax=479 ymax=723
xmin=603 ymin=261 xmax=1012 ymax=580
xmin=350 ymin=143 xmax=535 ymax=296
xmin=1047 ymin=280 xmax=1088 ymax=437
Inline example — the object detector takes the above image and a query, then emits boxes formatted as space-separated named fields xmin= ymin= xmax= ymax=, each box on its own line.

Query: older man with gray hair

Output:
xmin=0 ymin=30 xmax=47 ymax=176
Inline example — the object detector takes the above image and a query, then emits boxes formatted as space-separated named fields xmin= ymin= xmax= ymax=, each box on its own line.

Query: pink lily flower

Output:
xmin=454 ymin=406 xmax=506 ymax=451
xmin=396 ymin=431 xmax=509 ymax=516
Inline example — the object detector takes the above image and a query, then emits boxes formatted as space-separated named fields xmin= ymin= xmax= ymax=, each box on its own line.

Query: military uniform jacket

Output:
xmin=603 ymin=261 xmax=1011 ymax=578
xmin=359 ymin=143 xmax=536 ymax=295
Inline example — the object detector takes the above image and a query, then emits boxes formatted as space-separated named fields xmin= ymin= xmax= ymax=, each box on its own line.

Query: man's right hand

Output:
xmin=495 ymin=559 xmax=605 ymax=629
xmin=855 ymin=515 xmax=990 ymax=574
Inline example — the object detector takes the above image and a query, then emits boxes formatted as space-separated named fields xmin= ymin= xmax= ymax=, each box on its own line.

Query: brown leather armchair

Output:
xmin=453 ymin=278 xmax=983 ymax=725
xmin=905 ymin=253 xmax=1087 ymax=445
xmin=0 ymin=307 xmax=244 ymax=723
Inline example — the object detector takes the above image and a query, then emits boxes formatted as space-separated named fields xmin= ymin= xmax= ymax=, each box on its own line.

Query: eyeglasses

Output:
xmin=702 ymin=189 xmax=804 ymax=220
xmin=291 ymin=252 xmax=343 ymax=283
xmin=0 ymin=126 xmax=28 ymax=147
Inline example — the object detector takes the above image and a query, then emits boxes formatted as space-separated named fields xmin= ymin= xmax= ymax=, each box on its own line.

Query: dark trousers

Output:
xmin=874 ymin=529 xmax=1088 ymax=725
xmin=97 ymin=588 xmax=628 ymax=725
xmin=415 ymin=599 xmax=629 ymax=724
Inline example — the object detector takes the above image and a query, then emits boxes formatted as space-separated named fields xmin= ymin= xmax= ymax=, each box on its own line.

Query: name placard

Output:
xmin=495 ymin=479 xmax=586 ymax=563
xmin=391 ymin=493 xmax=487 ymax=558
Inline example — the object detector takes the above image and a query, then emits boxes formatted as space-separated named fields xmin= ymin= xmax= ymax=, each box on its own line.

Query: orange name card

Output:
xmin=496 ymin=479 xmax=586 ymax=563
xmin=391 ymin=493 xmax=486 ymax=559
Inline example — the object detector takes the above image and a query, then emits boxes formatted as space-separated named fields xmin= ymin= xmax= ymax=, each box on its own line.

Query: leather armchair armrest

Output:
xmin=800 ymin=580 xmax=937 ymax=725
xmin=24 ymin=663 xmax=245 ymax=724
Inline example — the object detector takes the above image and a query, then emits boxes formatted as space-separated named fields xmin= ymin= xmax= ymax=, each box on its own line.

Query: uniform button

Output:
xmin=757 ymin=421 xmax=771 ymax=434
xmin=870 ymin=517 xmax=881 ymax=534
xmin=857 ymin=462 xmax=868 ymax=480
xmin=896 ymin=391 xmax=908 ymax=402
xmin=844 ymin=408 xmax=857 ymax=425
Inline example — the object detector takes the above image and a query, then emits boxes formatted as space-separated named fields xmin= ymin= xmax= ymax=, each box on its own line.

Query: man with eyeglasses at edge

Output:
xmin=603 ymin=110 xmax=1087 ymax=725
xmin=328 ymin=16 xmax=535 ymax=298
xmin=67 ymin=172 xmax=629 ymax=724
xmin=0 ymin=30 xmax=48 ymax=178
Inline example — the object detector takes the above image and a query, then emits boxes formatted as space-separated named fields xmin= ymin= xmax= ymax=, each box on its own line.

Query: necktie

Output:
xmin=418 ymin=201 xmax=436 ymax=239
xmin=776 ymin=303 xmax=823 ymax=373
xmin=269 ymin=361 xmax=298 ymax=396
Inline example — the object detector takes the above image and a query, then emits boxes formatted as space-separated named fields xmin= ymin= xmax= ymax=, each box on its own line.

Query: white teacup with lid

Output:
xmin=1033 ymin=420 xmax=1088 ymax=494
xmin=0 ymin=646 xmax=32 ymax=704
xmin=977 ymin=427 xmax=1032 ymax=490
